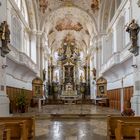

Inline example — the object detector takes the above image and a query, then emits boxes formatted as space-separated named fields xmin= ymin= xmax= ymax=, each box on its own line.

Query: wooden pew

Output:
xmin=0 ymin=123 xmax=10 ymax=140
xmin=0 ymin=123 xmax=5 ymax=139
xmin=115 ymin=120 xmax=140 ymax=140
xmin=0 ymin=116 xmax=35 ymax=140
xmin=3 ymin=129 xmax=11 ymax=140
xmin=4 ymin=121 xmax=27 ymax=140
xmin=107 ymin=115 xmax=140 ymax=140
xmin=135 ymin=128 xmax=140 ymax=140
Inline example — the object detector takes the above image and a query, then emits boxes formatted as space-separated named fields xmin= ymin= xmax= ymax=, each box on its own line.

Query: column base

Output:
xmin=0 ymin=92 xmax=10 ymax=116
xmin=131 ymin=95 xmax=140 ymax=115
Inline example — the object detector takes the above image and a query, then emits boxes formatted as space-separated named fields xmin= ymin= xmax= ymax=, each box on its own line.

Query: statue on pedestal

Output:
xmin=0 ymin=21 xmax=11 ymax=57
xmin=126 ymin=19 xmax=140 ymax=56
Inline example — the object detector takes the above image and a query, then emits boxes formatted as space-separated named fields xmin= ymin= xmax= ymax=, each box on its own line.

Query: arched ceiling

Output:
xmin=35 ymin=0 xmax=119 ymax=63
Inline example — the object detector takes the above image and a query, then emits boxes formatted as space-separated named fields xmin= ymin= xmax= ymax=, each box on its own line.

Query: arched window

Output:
xmin=24 ymin=31 xmax=30 ymax=56
xmin=15 ymin=0 xmax=29 ymax=24
xmin=11 ymin=16 xmax=21 ymax=49
xmin=14 ymin=0 xmax=30 ymax=56
xmin=15 ymin=0 xmax=21 ymax=9
xmin=21 ymin=0 xmax=29 ymax=23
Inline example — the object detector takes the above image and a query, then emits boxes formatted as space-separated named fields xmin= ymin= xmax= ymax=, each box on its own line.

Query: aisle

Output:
xmin=35 ymin=118 xmax=107 ymax=140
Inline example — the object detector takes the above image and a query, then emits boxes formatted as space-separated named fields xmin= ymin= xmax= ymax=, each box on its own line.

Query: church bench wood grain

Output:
xmin=3 ymin=129 xmax=11 ymax=140
xmin=0 ymin=123 xmax=10 ymax=140
xmin=4 ymin=121 xmax=28 ymax=140
xmin=115 ymin=120 xmax=140 ymax=140
xmin=0 ymin=116 xmax=35 ymax=140
xmin=0 ymin=123 xmax=5 ymax=140
xmin=107 ymin=115 xmax=140 ymax=140
xmin=135 ymin=128 xmax=140 ymax=140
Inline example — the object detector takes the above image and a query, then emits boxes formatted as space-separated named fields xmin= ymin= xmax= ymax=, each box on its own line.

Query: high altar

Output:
xmin=47 ymin=33 xmax=90 ymax=102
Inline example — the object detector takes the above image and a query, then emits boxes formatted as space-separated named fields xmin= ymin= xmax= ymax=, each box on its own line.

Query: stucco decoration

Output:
xmin=91 ymin=0 xmax=99 ymax=12
xmin=55 ymin=17 xmax=83 ymax=31
xmin=39 ymin=0 xmax=48 ymax=13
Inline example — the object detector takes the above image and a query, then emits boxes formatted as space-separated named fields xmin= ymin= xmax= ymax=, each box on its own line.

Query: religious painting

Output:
xmin=64 ymin=65 xmax=74 ymax=84
xmin=96 ymin=77 xmax=107 ymax=97
xmin=32 ymin=77 xmax=43 ymax=98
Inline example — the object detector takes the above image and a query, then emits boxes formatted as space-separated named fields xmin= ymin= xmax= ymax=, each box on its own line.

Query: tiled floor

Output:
xmin=18 ymin=104 xmax=120 ymax=116
xmin=13 ymin=104 xmax=120 ymax=140
xmin=35 ymin=118 xmax=107 ymax=140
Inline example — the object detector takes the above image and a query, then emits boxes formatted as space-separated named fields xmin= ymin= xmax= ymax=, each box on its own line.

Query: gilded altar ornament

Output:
xmin=0 ymin=21 xmax=11 ymax=57
xmin=80 ymin=73 xmax=84 ymax=83
xmin=126 ymin=19 xmax=140 ymax=56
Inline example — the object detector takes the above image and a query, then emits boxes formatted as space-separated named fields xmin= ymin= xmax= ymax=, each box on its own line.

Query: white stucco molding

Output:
xmin=7 ymin=45 xmax=38 ymax=74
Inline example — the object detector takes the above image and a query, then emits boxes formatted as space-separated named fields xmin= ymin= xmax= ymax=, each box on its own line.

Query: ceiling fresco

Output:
xmin=55 ymin=17 xmax=83 ymax=32
xmin=36 ymin=0 xmax=108 ymax=64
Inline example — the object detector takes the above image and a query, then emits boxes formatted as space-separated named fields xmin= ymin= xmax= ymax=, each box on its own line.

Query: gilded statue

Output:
xmin=126 ymin=19 xmax=140 ymax=56
xmin=43 ymin=68 xmax=46 ymax=81
xmin=80 ymin=73 xmax=84 ymax=83
xmin=92 ymin=68 xmax=96 ymax=80
xmin=0 ymin=21 xmax=10 ymax=44
xmin=0 ymin=21 xmax=11 ymax=57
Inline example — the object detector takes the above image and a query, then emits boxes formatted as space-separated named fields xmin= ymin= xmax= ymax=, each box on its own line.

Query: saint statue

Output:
xmin=126 ymin=19 xmax=140 ymax=56
xmin=0 ymin=21 xmax=10 ymax=44
xmin=92 ymin=68 xmax=96 ymax=80
xmin=126 ymin=19 xmax=140 ymax=47
xmin=0 ymin=21 xmax=11 ymax=57
xmin=80 ymin=73 xmax=84 ymax=83
xmin=43 ymin=68 xmax=46 ymax=81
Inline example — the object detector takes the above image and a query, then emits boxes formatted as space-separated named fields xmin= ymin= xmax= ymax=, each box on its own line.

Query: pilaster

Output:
xmin=0 ymin=0 xmax=10 ymax=116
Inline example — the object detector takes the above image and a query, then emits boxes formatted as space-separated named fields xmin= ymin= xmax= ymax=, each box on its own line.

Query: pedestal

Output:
xmin=0 ymin=92 xmax=10 ymax=116
xmin=131 ymin=47 xmax=140 ymax=115
xmin=131 ymin=94 xmax=140 ymax=115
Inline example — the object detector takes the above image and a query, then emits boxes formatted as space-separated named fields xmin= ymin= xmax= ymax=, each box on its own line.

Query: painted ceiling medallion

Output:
xmin=55 ymin=17 xmax=83 ymax=31
xmin=91 ymin=0 xmax=99 ymax=12
xmin=39 ymin=0 xmax=48 ymax=13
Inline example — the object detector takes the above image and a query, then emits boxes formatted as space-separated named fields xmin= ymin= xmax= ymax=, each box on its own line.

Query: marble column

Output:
xmin=131 ymin=52 xmax=140 ymax=115
xmin=0 ymin=0 xmax=10 ymax=116
xmin=0 ymin=55 xmax=10 ymax=116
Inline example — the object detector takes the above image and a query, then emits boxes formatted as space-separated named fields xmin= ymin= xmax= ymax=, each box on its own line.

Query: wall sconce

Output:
xmin=131 ymin=64 xmax=138 ymax=68
xmin=0 ymin=21 xmax=11 ymax=57
xmin=2 ymin=64 xmax=8 ymax=69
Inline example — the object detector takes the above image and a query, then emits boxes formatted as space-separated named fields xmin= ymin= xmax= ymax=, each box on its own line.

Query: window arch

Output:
xmin=15 ymin=0 xmax=21 ymax=9
xmin=24 ymin=31 xmax=30 ymax=56
xmin=11 ymin=16 xmax=21 ymax=49
xmin=21 ymin=0 xmax=29 ymax=23
xmin=15 ymin=0 xmax=29 ymax=24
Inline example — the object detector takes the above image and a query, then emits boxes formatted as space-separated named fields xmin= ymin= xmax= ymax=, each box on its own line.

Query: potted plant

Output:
xmin=16 ymin=88 xmax=28 ymax=113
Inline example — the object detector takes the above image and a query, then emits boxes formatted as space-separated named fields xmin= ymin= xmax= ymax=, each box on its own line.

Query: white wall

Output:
xmin=6 ymin=74 xmax=32 ymax=90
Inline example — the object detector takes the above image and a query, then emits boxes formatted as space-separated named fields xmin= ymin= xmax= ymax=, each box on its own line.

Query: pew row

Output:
xmin=107 ymin=115 xmax=140 ymax=140
xmin=0 ymin=123 xmax=10 ymax=140
xmin=135 ymin=128 xmax=140 ymax=140
xmin=115 ymin=120 xmax=140 ymax=140
xmin=0 ymin=116 xmax=35 ymax=140
xmin=4 ymin=121 xmax=28 ymax=140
